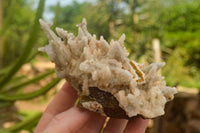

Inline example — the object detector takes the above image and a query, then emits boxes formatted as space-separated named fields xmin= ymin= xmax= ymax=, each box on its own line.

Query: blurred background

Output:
xmin=0 ymin=0 xmax=199 ymax=132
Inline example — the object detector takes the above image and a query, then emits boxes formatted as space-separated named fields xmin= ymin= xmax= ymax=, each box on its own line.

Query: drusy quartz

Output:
xmin=39 ymin=19 xmax=177 ymax=119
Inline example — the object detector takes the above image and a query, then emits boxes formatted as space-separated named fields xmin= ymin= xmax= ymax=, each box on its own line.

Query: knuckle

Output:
xmin=51 ymin=114 xmax=62 ymax=124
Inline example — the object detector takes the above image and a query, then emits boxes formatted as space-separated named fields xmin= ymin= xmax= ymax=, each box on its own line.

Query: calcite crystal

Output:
xmin=39 ymin=19 xmax=177 ymax=119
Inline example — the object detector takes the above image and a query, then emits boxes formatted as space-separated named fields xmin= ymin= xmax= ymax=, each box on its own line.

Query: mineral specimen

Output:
xmin=39 ymin=19 xmax=177 ymax=119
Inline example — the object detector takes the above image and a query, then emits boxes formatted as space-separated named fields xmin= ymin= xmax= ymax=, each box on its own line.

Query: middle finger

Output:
xmin=78 ymin=112 xmax=106 ymax=133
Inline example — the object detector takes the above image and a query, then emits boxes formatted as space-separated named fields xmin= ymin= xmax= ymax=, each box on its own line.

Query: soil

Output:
xmin=146 ymin=88 xmax=200 ymax=133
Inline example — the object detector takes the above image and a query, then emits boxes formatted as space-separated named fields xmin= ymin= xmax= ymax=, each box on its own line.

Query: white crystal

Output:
xmin=39 ymin=19 xmax=177 ymax=118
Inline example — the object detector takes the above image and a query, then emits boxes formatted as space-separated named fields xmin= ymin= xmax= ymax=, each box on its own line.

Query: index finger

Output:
xmin=124 ymin=117 xmax=149 ymax=133
xmin=35 ymin=81 xmax=78 ymax=133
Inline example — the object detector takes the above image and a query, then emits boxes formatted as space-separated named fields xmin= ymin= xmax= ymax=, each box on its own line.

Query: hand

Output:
xmin=35 ymin=81 xmax=149 ymax=133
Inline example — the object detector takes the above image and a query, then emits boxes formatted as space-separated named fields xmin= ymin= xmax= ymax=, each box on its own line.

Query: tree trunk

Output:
xmin=0 ymin=0 xmax=3 ymax=68
xmin=152 ymin=38 xmax=161 ymax=63
xmin=109 ymin=21 xmax=115 ymax=37
xmin=0 ymin=0 xmax=2 ymax=28
xmin=152 ymin=38 xmax=162 ymax=133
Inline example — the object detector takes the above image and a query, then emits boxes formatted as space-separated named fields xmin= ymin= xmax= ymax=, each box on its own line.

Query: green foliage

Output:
xmin=0 ymin=0 xmax=35 ymax=68
xmin=0 ymin=0 xmax=45 ymax=88
xmin=0 ymin=0 xmax=62 ymax=132
xmin=160 ymin=1 xmax=200 ymax=88
xmin=0 ymin=78 xmax=60 ymax=101
xmin=0 ymin=112 xmax=42 ymax=133
xmin=53 ymin=1 xmax=110 ymax=39
xmin=1 ymin=69 xmax=54 ymax=94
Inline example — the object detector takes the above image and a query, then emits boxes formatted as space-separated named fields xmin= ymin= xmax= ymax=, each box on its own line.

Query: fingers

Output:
xmin=35 ymin=81 xmax=78 ymax=133
xmin=45 ymin=81 xmax=78 ymax=115
xmin=42 ymin=107 xmax=91 ymax=133
xmin=103 ymin=118 xmax=128 ymax=133
xmin=78 ymin=112 xmax=106 ymax=133
xmin=35 ymin=81 xmax=149 ymax=133
xmin=123 ymin=117 xmax=149 ymax=133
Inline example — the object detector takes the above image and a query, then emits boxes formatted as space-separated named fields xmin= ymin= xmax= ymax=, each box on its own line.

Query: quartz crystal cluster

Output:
xmin=39 ymin=19 xmax=177 ymax=119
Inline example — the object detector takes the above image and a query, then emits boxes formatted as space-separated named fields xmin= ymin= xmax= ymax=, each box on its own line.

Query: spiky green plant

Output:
xmin=0 ymin=0 xmax=61 ymax=132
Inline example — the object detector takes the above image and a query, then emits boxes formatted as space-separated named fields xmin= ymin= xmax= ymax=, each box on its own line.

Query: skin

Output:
xmin=35 ymin=81 xmax=149 ymax=133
